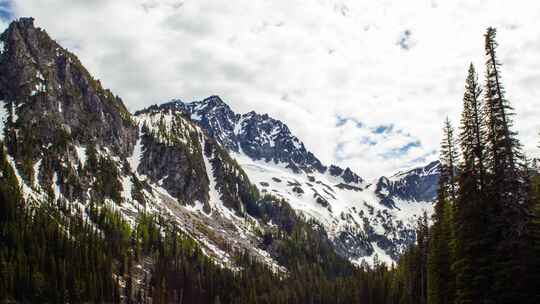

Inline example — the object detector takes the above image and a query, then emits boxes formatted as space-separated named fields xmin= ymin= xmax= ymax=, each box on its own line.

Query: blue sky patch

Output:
xmin=373 ymin=124 xmax=394 ymax=134
xmin=0 ymin=1 xmax=13 ymax=22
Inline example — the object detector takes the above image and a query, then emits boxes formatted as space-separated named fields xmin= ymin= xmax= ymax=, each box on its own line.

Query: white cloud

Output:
xmin=7 ymin=0 xmax=540 ymax=178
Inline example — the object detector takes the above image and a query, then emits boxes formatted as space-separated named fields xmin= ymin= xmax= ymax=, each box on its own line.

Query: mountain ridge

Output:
xmin=142 ymin=96 xmax=439 ymax=201
xmin=140 ymin=96 xmax=365 ymax=183
xmin=137 ymin=96 xmax=439 ymax=263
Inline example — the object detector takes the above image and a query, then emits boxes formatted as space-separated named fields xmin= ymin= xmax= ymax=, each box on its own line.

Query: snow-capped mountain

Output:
xmin=147 ymin=98 xmax=439 ymax=264
xmin=0 ymin=18 xmax=437 ymax=274
xmin=143 ymin=96 xmax=363 ymax=181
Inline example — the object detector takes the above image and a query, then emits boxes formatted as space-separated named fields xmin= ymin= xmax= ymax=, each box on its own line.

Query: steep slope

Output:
xmin=146 ymin=97 xmax=438 ymax=263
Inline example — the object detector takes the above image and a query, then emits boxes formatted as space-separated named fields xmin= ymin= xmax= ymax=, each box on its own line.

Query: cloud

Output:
xmin=5 ymin=0 xmax=540 ymax=178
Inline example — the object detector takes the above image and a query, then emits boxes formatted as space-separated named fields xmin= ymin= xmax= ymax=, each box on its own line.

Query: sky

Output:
xmin=3 ymin=0 xmax=540 ymax=179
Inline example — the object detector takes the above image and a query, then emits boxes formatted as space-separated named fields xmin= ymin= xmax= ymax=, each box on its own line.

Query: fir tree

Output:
xmin=439 ymin=118 xmax=458 ymax=202
xmin=417 ymin=212 xmax=429 ymax=304
xmin=460 ymin=63 xmax=486 ymax=189
xmin=454 ymin=62 xmax=491 ymax=304
xmin=482 ymin=27 xmax=530 ymax=302
xmin=427 ymin=119 xmax=457 ymax=304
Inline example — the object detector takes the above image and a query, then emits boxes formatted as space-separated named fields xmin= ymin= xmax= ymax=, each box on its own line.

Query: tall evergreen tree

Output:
xmin=439 ymin=118 xmax=459 ymax=202
xmin=482 ymin=27 xmax=530 ymax=303
xmin=523 ymin=158 xmax=540 ymax=304
xmin=427 ymin=119 xmax=457 ymax=304
xmin=395 ymin=27 xmax=540 ymax=304
xmin=454 ymin=63 xmax=491 ymax=304
xmin=483 ymin=28 xmax=523 ymax=190
xmin=417 ymin=212 xmax=429 ymax=304
xmin=460 ymin=64 xmax=486 ymax=189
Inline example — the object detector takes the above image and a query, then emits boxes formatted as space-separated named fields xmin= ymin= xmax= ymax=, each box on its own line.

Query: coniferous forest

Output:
xmin=403 ymin=27 xmax=540 ymax=304
xmin=1 ymin=22 xmax=540 ymax=304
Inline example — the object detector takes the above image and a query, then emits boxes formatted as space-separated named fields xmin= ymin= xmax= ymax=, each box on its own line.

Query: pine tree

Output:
xmin=482 ymin=27 xmax=530 ymax=302
xmin=483 ymin=28 xmax=523 ymax=190
xmin=439 ymin=118 xmax=458 ymax=202
xmin=417 ymin=212 xmax=429 ymax=304
xmin=427 ymin=119 xmax=457 ymax=304
xmin=454 ymin=62 xmax=491 ymax=304
xmin=460 ymin=63 xmax=486 ymax=189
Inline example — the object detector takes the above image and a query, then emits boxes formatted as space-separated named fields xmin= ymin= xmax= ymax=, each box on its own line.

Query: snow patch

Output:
xmin=128 ymin=127 xmax=143 ymax=172
xmin=53 ymin=172 xmax=61 ymax=200
xmin=185 ymin=199 xmax=206 ymax=213
xmin=36 ymin=70 xmax=45 ymax=81
xmin=75 ymin=146 xmax=87 ymax=166
xmin=5 ymin=153 xmax=44 ymax=202
xmin=9 ymin=102 xmax=17 ymax=123
xmin=33 ymin=159 xmax=41 ymax=187
xmin=201 ymin=146 xmax=223 ymax=213
xmin=122 ymin=175 xmax=133 ymax=201
xmin=0 ymin=101 xmax=6 ymax=140
xmin=353 ymin=243 xmax=395 ymax=268
xmin=190 ymin=112 xmax=202 ymax=121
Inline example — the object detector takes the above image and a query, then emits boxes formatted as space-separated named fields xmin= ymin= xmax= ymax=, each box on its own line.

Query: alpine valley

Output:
xmin=0 ymin=18 xmax=438 ymax=303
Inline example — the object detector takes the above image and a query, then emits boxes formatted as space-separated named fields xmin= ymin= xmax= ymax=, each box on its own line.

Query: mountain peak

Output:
xmin=391 ymin=160 xmax=440 ymax=180
xmin=156 ymin=96 xmax=338 ymax=174
xmin=375 ymin=161 xmax=440 ymax=206
xmin=202 ymin=95 xmax=225 ymax=105
xmin=1 ymin=17 xmax=52 ymax=59
xmin=0 ymin=17 xmax=137 ymax=158
xmin=148 ymin=96 xmax=371 ymax=184
xmin=6 ymin=17 xmax=37 ymax=33
xmin=12 ymin=17 xmax=35 ymax=28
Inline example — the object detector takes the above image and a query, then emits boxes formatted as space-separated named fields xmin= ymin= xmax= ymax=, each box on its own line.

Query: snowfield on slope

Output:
xmin=232 ymin=151 xmax=433 ymax=265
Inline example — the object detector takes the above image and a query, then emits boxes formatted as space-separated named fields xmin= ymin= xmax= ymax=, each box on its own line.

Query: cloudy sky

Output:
xmin=2 ymin=0 xmax=540 ymax=178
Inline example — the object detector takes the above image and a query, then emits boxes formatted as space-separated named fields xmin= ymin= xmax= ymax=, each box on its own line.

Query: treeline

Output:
xmin=395 ymin=28 xmax=540 ymax=304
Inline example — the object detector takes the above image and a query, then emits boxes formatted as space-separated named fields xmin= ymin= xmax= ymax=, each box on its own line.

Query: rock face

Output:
xmin=134 ymin=106 xmax=260 ymax=217
xmin=137 ymin=111 xmax=210 ymax=209
xmin=0 ymin=18 xmax=137 ymax=159
xmin=375 ymin=160 xmax=440 ymax=208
